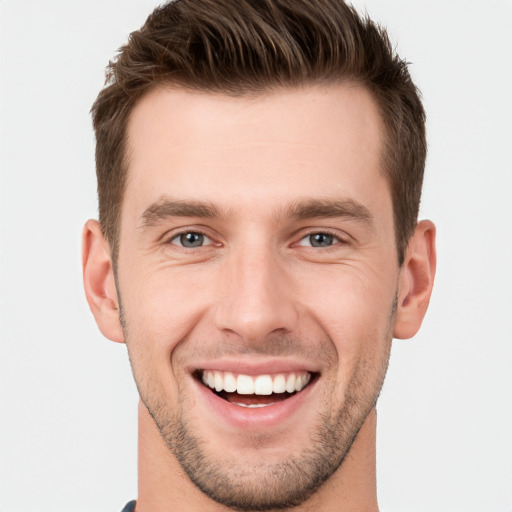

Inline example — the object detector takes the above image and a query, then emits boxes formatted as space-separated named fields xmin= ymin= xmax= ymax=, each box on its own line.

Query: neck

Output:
xmin=136 ymin=401 xmax=379 ymax=512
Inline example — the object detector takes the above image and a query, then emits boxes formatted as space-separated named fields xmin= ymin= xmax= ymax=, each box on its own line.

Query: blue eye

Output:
xmin=308 ymin=233 xmax=334 ymax=247
xmin=297 ymin=232 xmax=340 ymax=248
xmin=170 ymin=232 xmax=211 ymax=248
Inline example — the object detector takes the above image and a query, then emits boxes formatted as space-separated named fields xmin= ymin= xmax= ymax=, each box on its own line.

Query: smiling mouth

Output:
xmin=196 ymin=370 xmax=316 ymax=408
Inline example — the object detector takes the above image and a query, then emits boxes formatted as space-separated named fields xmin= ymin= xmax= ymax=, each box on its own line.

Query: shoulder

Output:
xmin=120 ymin=500 xmax=136 ymax=512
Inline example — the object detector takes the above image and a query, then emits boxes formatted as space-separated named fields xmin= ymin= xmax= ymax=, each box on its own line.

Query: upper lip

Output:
xmin=187 ymin=357 xmax=320 ymax=376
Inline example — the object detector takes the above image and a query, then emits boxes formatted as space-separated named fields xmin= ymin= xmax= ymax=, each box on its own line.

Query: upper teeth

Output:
xmin=201 ymin=370 xmax=311 ymax=395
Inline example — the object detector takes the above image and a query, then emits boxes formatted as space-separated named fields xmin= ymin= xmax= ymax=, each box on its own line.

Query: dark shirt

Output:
xmin=121 ymin=500 xmax=136 ymax=512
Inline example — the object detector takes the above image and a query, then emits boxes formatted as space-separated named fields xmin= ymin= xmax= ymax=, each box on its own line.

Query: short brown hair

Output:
xmin=91 ymin=0 xmax=426 ymax=266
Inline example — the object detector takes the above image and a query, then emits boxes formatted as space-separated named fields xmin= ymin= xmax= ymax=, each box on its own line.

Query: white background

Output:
xmin=0 ymin=1 xmax=511 ymax=511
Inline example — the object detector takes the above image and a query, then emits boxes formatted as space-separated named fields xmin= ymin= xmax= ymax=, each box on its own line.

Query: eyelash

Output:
xmin=166 ymin=229 xmax=215 ymax=248
xmin=295 ymin=229 xmax=349 ymax=248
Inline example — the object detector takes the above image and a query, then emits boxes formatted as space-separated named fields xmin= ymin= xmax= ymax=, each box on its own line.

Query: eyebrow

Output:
xmin=282 ymin=199 xmax=373 ymax=226
xmin=139 ymin=197 xmax=373 ymax=228
xmin=140 ymin=199 xmax=221 ymax=227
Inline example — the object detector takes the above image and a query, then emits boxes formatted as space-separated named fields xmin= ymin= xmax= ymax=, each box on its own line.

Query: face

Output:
xmin=117 ymin=85 xmax=399 ymax=509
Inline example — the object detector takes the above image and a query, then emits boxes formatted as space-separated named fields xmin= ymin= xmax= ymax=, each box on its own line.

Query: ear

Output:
xmin=82 ymin=219 xmax=125 ymax=343
xmin=394 ymin=220 xmax=437 ymax=339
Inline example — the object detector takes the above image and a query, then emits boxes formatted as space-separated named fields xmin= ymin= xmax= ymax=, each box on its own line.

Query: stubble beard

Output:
xmin=122 ymin=298 xmax=395 ymax=511
xmin=153 ymin=375 xmax=386 ymax=511
xmin=129 ymin=346 xmax=391 ymax=511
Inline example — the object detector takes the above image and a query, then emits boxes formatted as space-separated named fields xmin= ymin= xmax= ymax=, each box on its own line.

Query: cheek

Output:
xmin=119 ymin=265 xmax=215 ymax=347
xmin=294 ymin=263 xmax=396 ymax=375
xmin=118 ymin=264 xmax=231 ymax=406
xmin=297 ymin=262 xmax=397 ymax=332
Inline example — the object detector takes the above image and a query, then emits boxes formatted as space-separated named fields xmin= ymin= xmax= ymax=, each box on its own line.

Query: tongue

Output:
xmin=219 ymin=391 xmax=292 ymax=405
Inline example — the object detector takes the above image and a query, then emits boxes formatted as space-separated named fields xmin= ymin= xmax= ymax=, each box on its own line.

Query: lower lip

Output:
xmin=193 ymin=376 xmax=317 ymax=430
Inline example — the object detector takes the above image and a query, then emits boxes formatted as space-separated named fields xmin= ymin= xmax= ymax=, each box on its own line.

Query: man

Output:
xmin=82 ymin=0 xmax=436 ymax=510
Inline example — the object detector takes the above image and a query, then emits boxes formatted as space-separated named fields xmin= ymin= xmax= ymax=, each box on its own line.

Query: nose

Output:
xmin=213 ymin=242 xmax=299 ymax=344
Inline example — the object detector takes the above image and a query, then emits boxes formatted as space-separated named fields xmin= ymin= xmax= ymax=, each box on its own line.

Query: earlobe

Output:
xmin=82 ymin=219 xmax=125 ymax=343
xmin=394 ymin=220 xmax=437 ymax=339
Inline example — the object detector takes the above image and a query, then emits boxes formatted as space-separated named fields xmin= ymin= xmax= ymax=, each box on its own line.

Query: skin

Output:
xmin=83 ymin=84 xmax=436 ymax=511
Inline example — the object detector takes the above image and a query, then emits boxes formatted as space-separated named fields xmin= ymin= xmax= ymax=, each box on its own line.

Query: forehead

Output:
xmin=123 ymin=84 xmax=389 ymax=223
